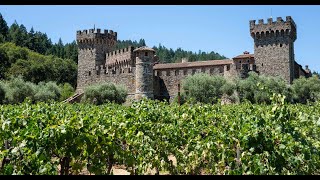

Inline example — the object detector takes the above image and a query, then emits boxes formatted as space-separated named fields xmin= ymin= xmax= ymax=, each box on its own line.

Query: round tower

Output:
xmin=76 ymin=28 xmax=117 ymax=91
xmin=133 ymin=46 xmax=155 ymax=100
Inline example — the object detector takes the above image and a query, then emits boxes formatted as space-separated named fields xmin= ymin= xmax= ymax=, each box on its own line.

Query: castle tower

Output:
xmin=76 ymin=28 xmax=117 ymax=91
xmin=250 ymin=16 xmax=297 ymax=83
xmin=134 ymin=46 xmax=155 ymax=100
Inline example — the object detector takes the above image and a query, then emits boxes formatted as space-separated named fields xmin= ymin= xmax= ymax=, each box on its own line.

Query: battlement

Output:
xmin=90 ymin=64 xmax=135 ymax=76
xmin=250 ymin=16 xmax=296 ymax=41
xmin=107 ymin=46 xmax=135 ymax=57
xmin=105 ymin=46 xmax=135 ymax=68
xmin=76 ymin=28 xmax=117 ymax=43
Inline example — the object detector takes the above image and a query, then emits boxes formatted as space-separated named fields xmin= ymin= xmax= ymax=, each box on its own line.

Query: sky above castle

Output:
xmin=0 ymin=5 xmax=319 ymax=72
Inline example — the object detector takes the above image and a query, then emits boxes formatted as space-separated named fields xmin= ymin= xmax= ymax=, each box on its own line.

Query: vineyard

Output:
xmin=0 ymin=94 xmax=320 ymax=175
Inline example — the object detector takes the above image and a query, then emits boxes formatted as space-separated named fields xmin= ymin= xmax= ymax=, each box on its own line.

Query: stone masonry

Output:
xmin=134 ymin=47 xmax=156 ymax=100
xmin=76 ymin=16 xmax=311 ymax=101
xmin=250 ymin=16 xmax=297 ymax=83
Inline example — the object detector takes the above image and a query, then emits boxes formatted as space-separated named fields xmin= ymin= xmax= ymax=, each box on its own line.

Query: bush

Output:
xmin=1 ymin=76 xmax=68 ymax=104
xmin=291 ymin=76 xmax=320 ymax=104
xmin=3 ymin=76 xmax=36 ymax=104
xmin=236 ymin=72 xmax=289 ymax=104
xmin=182 ymin=73 xmax=227 ymax=104
xmin=82 ymin=83 xmax=128 ymax=105
xmin=59 ymin=83 xmax=75 ymax=101
xmin=34 ymin=81 xmax=61 ymax=102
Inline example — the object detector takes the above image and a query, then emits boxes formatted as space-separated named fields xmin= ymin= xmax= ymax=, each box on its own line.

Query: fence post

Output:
xmin=178 ymin=83 xmax=181 ymax=105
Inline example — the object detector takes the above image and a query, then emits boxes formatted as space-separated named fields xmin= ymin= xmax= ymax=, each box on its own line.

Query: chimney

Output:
xmin=182 ymin=58 xmax=188 ymax=63
xmin=243 ymin=51 xmax=249 ymax=54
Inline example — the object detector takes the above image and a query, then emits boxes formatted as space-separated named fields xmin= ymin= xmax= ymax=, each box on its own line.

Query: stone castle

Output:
xmin=75 ymin=16 xmax=311 ymax=101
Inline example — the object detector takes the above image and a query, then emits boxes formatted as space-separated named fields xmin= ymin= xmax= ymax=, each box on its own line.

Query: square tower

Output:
xmin=76 ymin=28 xmax=117 ymax=91
xmin=250 ymin=16 xmax=297 ymax=83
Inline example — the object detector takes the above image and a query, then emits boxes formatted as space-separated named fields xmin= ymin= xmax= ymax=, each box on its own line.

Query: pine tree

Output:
xmin=0 ymin=13 xmax=9 ymax=42
xmin=27 ymin=27 xmax=35 ymax=50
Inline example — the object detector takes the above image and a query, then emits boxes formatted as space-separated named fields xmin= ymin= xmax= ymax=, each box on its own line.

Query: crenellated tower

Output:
xmin=250 ymin=16 xmax=297 ymax=83
xmin=76 ymin=28 xmax=117 ymax=91
xmin=134 ymin=46 xmax=155 ymax=100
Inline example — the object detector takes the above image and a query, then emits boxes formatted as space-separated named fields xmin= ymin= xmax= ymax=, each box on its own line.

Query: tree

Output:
xmin=0 ymin=48 xmax=9 ymax=79
xmin=1 ymin=42 xmax=77 ymax=87
xmin=27 ymin=27 xmax=35 ymax=51
xmin=8 ymin=21 xmax=19 ymax=43
xmin=138 ymin=38 xmax=146 ymax=47
xmin=82 ymin=83 xmax=128 ymax=105
xmin=7 ymin=21 xmax=28 ymax=47
xmin=64 ymin=41 xmax=78 ymax=63
xmin=291 ymin=76 xmax=320 ymax=104
xmin=181 ymin=73 xmax=231 ymax=104
xmin=19 ymin=24 xmax=28 ymax=47
xmin=312 ymin=71 xmax=320 ymax=78
xmin=0 ymin=13 xmax=9 ymax=41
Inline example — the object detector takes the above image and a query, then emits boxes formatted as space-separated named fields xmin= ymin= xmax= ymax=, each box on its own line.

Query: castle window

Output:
xmin=183 ymin=69 xmax=187 ymax=75
xmin=219 ymin=67 xmax=223 ymax=73
xmin=192 ymin=69 xmax=196 ymax=75
xmin=88 ymin=71 xmax=91 ymax=76
xmin=262 ymin=63 xmax=264 ymax=67
xmin=201 ymin=68 xmax=205 ymax=73
xmin=145 ymin=52 xmax=148 ymax=56
xmin=280 ymin=44 xmax=283 ymax=47
xmin=175 ymin=70 xmax=179 ymax=76
xmin=239 ymin=60 xmax=241 ymax=63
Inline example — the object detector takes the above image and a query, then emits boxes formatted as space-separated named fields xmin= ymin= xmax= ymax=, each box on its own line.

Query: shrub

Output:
xmin=182 ymin=73 xmax=227 ymax=104
xmin=4 ymin=76 xmax=36 ymax=104
xmin=34 ymin=81 xmax=61 ymax=102
xmin=236 ymin=72 xmax=289 ymax=104
xmin=59 ymin=83 xmax=75 ymax=101
xmin=291 ymin=76 xmax=320 ymax=104
xmin=82 ymin=83 xmax=128 ymax=105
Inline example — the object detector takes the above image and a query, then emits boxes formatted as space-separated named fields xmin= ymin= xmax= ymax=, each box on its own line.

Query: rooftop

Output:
xmin=233 ymin=54 xmax=254 ymax=59
xmin=153 ymin=59 xmax=233 ymax=70
xmin=133 ymin=46 xmax=155 ymax=52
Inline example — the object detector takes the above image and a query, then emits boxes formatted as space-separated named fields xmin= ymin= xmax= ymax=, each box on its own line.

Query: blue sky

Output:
xmin=0 ymin=5 xmax=319 ymax=72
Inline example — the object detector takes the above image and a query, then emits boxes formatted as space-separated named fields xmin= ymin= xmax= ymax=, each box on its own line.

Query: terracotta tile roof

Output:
xmin=153 ymin=59 xmax=233 ymax=70
xmin=233 ymin=54 xmax=254 ymax=59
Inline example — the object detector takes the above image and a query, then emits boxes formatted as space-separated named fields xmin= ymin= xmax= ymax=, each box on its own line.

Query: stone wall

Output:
xmin=250 ymin=16 xmax=296 ymax=83
xmin=154 ymin=65 xmax=226 ymax=101
xmin=106 ymin=46 xmax=135 ymax=68
xmin=135 ymin=49 xmax=155 ymax=99
xmin=77 ymin=67 xmax=136 ymax=96
xmin=254 ymin=41 xmax=294 ymax=83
